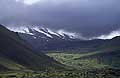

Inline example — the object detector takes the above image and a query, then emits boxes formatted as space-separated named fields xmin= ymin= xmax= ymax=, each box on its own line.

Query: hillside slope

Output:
xmin=48 ymin=36 xmax=120 ymax=69
xmin=0 ymin=24 xmax=65 ymax=71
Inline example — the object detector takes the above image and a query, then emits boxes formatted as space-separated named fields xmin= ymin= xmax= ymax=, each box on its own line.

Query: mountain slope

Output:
xmin=8 ymin=27 xmax=89 ymax=52
xmin=0 ymin=24 xmax=65 ymax=71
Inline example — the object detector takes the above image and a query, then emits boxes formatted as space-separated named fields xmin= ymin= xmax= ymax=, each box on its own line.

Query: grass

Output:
xmin=47 ymin=52 xmax=99 ymax=61
xmin=47 ymin=52 xmax=109 ymax=69
xmin=0 ymin=69 xmax=119 ymax=78
xmin=0 ymin=57 xmax=25 ymax=70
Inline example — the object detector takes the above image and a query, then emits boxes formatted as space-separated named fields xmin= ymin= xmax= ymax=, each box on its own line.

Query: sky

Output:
xmin=0 ymin=0 xmax=120 ymax=38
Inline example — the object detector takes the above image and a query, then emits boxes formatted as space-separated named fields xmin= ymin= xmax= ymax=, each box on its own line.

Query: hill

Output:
xmin=0 ymin=24 xmax=65 ymax=71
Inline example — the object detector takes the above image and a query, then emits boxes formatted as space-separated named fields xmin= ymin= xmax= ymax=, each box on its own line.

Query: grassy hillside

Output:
xmin=47 ymin=36 xmax=120 ymax=69
xmin=0 ymin=24 xmax=65 ymax=71
xmin=0 ymin=56 xmax=25 ymax=70
xmin=78 ymin=50 xmax=120 ymax=68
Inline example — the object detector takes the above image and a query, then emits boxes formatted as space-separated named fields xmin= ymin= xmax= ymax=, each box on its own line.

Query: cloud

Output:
xmin=16 ymin=0 xmax=41 ymax=5
xmin=92 ymin=29 xmax=120 ymax=39
xmin=0 ymin=0 xmax=120 ymax=38
xmin=56 ymin=29 xmax=87 ymax=40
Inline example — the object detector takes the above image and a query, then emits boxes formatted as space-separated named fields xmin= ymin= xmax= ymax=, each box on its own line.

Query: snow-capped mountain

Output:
xmin=8 ymin=26 xmax=86 ymax=41
xmin=6 ymin=26 xmax=120 ymax=53
xmin=7 ymin=26 xmax=88 ymax=52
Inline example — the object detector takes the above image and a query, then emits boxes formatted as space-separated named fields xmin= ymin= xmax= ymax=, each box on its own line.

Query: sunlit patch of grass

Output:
xmin=47 ymin=52 xmax=108 ymax=69
xmin=0 ymin=57 xmax=25 ymax=70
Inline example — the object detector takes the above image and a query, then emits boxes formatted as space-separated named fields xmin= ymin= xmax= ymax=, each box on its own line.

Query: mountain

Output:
xmin=7 ymin=25 xmax=120 ymax=69
xmin=97 ymin=36 xmax=120 ymax=51
xmin=9 ymin=26 xmax=81 ymax=40
xmin=0 ymin=24 xmax=65 ymax=71
xmin=8 ymin=27 xmax=85 ymax=52
xmin=8 ymin=26 xmax=120 ymax=53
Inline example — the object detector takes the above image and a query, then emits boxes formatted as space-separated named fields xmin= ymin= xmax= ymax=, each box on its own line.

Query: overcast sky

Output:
xmin=0 ymin=0 xmax=120 ymax=38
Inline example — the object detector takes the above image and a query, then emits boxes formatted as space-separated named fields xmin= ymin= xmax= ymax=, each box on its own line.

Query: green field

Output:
xmin=47 ymin=52 xmax=108 ymax=69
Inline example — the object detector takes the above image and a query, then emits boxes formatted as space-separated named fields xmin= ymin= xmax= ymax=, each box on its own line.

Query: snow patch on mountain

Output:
xmin=7 ymin=26 xmax=34 ymax=35
xmin=57 ymin=30 xmax=77 ymax=39
xmin=57 ymin=29 xmax=87 ymax=40
xmin=7 ymin=26 xmax=87 ymax=40
xmin=47 ymin=29 xmax=60 ymax=37
xmin=32 ymin=27 xmax=53 ymax=38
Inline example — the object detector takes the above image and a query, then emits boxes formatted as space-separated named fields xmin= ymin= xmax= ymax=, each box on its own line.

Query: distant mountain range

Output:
xmin=8 ymin=26 xmax=83 ymax=40
xmin=8 ymin=26 xmax=120 ymax=53
xmin=0 ymin=24 xmax=65 ymax=71
xmin=8 ymin=26 xmax=85 ymax=52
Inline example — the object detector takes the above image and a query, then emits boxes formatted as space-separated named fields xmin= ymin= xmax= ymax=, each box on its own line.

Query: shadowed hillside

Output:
xmin=0 ymin=24 xmax=65 ymax=71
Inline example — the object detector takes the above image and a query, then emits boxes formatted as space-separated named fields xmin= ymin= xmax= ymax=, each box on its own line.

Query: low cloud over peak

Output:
xmin=92 ymin=29 xmax=120 ymax=40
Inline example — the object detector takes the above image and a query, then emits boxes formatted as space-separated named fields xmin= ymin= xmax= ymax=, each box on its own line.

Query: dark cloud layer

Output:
xmin=0 ymin=0 xmax=120 ymax=37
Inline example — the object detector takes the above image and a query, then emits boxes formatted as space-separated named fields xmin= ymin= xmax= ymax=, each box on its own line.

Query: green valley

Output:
xmin=0 ymin=24 xmax=120 ymax=78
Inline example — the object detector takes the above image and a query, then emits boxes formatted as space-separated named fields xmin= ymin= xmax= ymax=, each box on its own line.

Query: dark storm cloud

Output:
xmin=0 ymin=0 xmax=120 ymax=37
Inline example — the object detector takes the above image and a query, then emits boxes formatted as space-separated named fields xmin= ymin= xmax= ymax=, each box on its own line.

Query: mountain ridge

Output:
xmin=0 ymin=24 xmax=65 ymax=71
xmin=8 ymin=26 xmax=120 ymax=53
xmin=8 ymin=26 xmax=83 ymax=40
